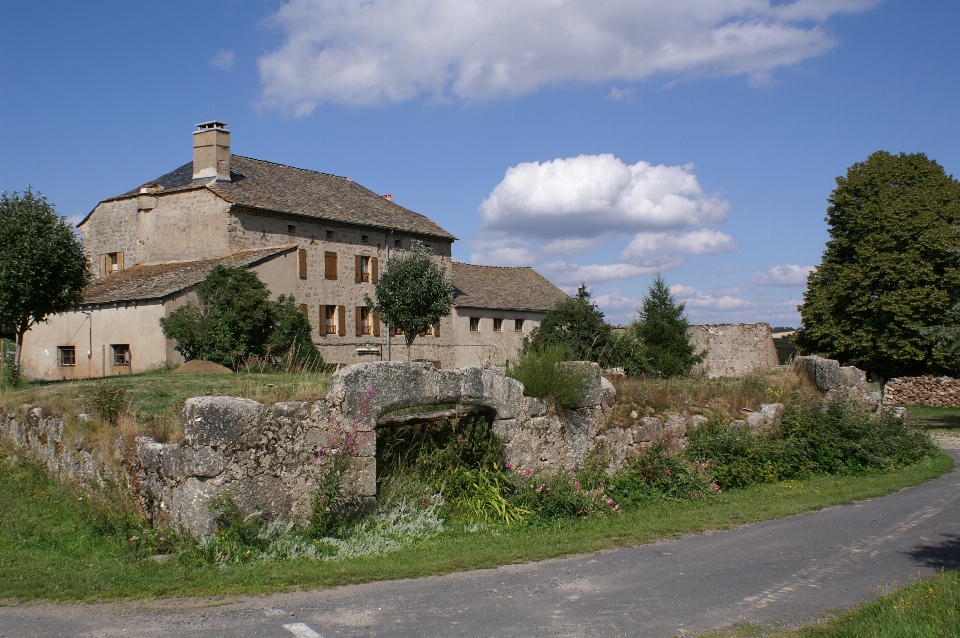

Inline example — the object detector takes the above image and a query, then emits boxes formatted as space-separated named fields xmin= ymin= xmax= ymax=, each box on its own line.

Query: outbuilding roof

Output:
xmin=451 ymin=262 xmax=568 ymax=312
xmin=80 ymin=245 xmax=297 ymax=305
xmin=90 ymin=156 xmax=454 ymax=240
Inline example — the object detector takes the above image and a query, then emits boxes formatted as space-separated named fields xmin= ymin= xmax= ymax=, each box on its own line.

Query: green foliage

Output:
xmin=524 ymin=285 xmax=614 ymax=364
xmin=797 ymin=151 xmax=960 ymax=378
xmin=628 ymin=275 xmax=705 ymax=378
xmin=160 ymin=265 xmax=324 ymax=371
xmin=509 ymin=462 xmax=621 ymax=521
xmin=505 ymin=345 xmax=592 ymax=408
xmin=685 ymin=397 xmax=936 ymax=489
xmin=80 ymin=382 xmax=128 ymax=423
xmin=612 ymin=438 xmax=723 ymax=506
xmin=365 ymin=240 xmax=454 ymax=361
xmin=0 ymin=188 xmax=92 ymax=371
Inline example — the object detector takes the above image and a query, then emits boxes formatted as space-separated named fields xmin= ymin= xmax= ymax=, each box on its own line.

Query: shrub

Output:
xmin=611 ymin=438 xmax=723 ymax=505
xmin=505 ymin=346 xmax=592 ymax=408
xmin=523 ymin=285 xmax=615 ymax=365
xmin=509 ymin=466 xmax=621 ymax=520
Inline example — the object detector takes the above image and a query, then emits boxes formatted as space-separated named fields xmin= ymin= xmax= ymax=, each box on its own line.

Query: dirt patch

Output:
xmin=173 ymin=360 xmax=233 ymax=375
xmin=934 ymin=433 xmax=960 ymax=450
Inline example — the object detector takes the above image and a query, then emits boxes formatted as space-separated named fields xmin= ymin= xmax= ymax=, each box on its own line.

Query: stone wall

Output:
xmin=883 ymin=376 xmax=960 ymax=408
xmin=688 ymin=323 xmax=780 ymax=378
xmin=1 ymin=362 xmax=618 ymax=539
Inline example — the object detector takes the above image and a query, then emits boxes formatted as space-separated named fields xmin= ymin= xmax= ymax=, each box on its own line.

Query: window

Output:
xmin=298 ymin=249 xmax=307 ymax=279
xmin=355 ymin=255 xmax=378 ymax=284
xmin=360 ymin=256 xmax=370 ymax=282
xmin=493 ymin=318 xmax=503 ymax=332
xmin=394 ymin=239 xmax=401 ymax=248
xmin=100 ymin=252 xmax=124 ymax=276
xmin=288 ymin=225 xmax=296 ymax=233
xmin=469 ymin=317 xmax=480 ymax=332
xmin=324 ymin=252 xmax=338 ymax=280
xmin=326 ymin=230 xmax=334 ymax=239
xmin=361 ymin=235 xmax=369 ymax=244
xmin=515 ymin=319 xmax=524 ymax=332
xmin=323 ymin=305 xmax=339 ymax=335
xmin=57 ymin=346 xmax=75 ymax=367
xmin=356 ymin=306 xmax=380 ymax=336
xmin=112 ymin=344 xmax=130 ymax=366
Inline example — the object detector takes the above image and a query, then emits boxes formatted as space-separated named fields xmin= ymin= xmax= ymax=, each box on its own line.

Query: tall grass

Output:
xmin=505 ymin=345 xmax=592 ymax=408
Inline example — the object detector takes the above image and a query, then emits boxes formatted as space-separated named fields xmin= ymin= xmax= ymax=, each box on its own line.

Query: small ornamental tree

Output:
xmin=0 ymin=189 xmax=92 ymax=373
xmin=365 ymin=240 xmax=454 ymax=362
xmin=629 ymin=275 xmax=705 ymax=378
xmin=797 ymin=151 xmax=960 ymax=378
xmin=524 ymin=285 xmax=614 ymax=364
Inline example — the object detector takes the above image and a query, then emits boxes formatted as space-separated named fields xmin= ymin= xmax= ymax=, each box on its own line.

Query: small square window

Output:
xmin=326 ymin=230 xmax=334 ymax=239
xmin=394 ymin=239 xmax=401 ymax=248
xmin=361 ymin=235 xmax=369 ymax=244
xmin=469 ymin=317 xmax=480 ymax=332
xmin=112 ymin=344 xmax=130 ymax=366
xmin=57 ymin=346 xmax=76 ymax=367
xmin=515 ymin=319 xmax=524 ymax=332
xmin=287 ymin=225 xmax=296 ymax=233
xmin=493 ymin=318 xmax=503 ymax=332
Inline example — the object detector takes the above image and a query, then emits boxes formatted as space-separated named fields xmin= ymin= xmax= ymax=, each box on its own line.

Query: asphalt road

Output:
xmin=2 ymin=446 xmax=958 ymax=638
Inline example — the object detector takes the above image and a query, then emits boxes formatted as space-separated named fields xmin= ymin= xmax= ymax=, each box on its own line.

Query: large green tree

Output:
xmin=160 ymin=265 xmax=323 ymax=370
xmin=0 ymin=189 xmax=91 ymax=372
xmin=365 ymin=240 xmax=454 ymax=362
xmin=797 ymin=151 xmax=960 ymax=378
xmin=524 ymin=285 xmax=614 ymax=364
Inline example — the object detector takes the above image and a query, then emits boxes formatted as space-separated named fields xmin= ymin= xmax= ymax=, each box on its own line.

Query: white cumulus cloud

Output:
xmin=479 ymin=154 xmax=729 ymax=238
xmin=753 ymin=264 xmax=815 ymax=286
xmin=621 ymin=229 xmax=735 ymax=267
xmin=258 ymin=0 xmax=880 ymax=112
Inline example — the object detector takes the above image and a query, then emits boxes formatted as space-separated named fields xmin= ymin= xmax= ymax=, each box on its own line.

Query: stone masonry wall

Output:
xmin=689 ymin=323 xmax=780 ymax=378
xmin=883 ymin=376 xmax=960 ymax=408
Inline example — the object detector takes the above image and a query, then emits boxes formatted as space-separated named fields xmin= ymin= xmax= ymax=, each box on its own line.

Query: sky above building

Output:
xmin=3 ymin=0 xmax=959 ymax=327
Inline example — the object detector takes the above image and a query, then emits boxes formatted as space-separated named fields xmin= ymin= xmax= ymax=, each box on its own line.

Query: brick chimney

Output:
xmin=192 ymin=121 xmax=231 ymax=181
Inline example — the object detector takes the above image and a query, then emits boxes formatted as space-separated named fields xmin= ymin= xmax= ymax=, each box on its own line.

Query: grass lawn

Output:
xmin=0 ymin=443 xmax=952 ymax=602
xmin=907 ymin=405 xmax=960 ymax=432
xmin=703 ymin=568 xmax=960 ymax=637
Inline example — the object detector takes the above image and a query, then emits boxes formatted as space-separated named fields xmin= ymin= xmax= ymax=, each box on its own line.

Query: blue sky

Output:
xmin=3 ymin=0 xmax=960 ymax=327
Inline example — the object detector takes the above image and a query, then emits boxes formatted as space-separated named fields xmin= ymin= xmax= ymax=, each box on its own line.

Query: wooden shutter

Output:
xmin=319 ymin=305 xmax=327 ymax=336
xmin=355 ymin=255 xmax=362 ymax=283
xmin=371 ymin=257 xmax=378 ymax=284
xmin=373 ymin=311 xmax=381 ymax=337
xmin=325 ymin=252 xmax=337 ymax=280
xmin=99 ymin=254 xmax=107 ymax=277
xmin=117 ymin=252 xmax=124 ymax=271
xmin=338 ymin=306 xmax=346 ymax=336
xmin=355 ymin=307 xmax=363 ymax=336
xmin=299 ymin=304 xmax=309 ymax=329
xmin=298 ymin=249 xmax=307 ymax=279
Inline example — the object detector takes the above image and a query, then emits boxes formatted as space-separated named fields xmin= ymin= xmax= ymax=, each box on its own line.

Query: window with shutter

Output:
xmin=371 ymin=257 xmax=378 ymax=284
xmin=298 ymin=249 xmax=307 ymax=279
xmin=338 ymin=306 xmax=346 ymax=335
xmin=325 ymin=252 xmax=338 ymax=280
xmin=373 ymin=311 xmax=381 ymax=337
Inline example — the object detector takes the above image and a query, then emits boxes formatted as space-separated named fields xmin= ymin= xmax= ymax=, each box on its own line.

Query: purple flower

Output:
xmin=505 ymin=462 xmax=514 ymax=470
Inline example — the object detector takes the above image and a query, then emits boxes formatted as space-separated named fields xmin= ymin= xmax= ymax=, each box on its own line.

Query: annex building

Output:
xmin=20 ymin=122 xmax=567 ymax=380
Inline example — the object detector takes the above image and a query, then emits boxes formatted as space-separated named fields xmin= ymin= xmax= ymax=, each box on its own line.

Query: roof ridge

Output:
xmin=453 ymin=262 xmax=533 ymax=270
xmin=232 ymin=155 xmax=348 ymax=181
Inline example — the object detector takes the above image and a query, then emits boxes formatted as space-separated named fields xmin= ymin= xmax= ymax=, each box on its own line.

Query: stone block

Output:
xmin=342 ymin=456 xmax=377 ymax=497
xmin=170 ymin=477 xmax=219 ymax=538
xmin=839 ymin=366 xmax=866 ymax=388
xmin=183 ymin=396 xmax=266 ymax=449
xmin=437 ymin=368 xmax=463 ymax=404
xmin=232 ymin=474 xmax=294 ymax=521
xmin=745 ymin=412 xmax=766 ymax=431
xmin=558 ymin=361 xmax=603 ymax=409
xmin=759 ymin=403 xmax=785 ymax=428
xmin=632 ymin=417 xmax=663 ymax=442
xmin=691 ymin=415 xmax=708 ymax=429
xmin=160 ymin=445 xmax=226 ymax=480
xmin=795 ymin=356 xmax=842 ymax=391
xmin=663 ymin=414 xmax=687 ymax=439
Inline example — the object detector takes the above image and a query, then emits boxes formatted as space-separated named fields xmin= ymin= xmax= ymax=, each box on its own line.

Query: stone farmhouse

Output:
xmin=20 ymin=122 xmax=567 ymax=380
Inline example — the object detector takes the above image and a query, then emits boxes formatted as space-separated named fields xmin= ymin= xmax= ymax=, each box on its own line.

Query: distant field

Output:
xmin=906 ymin=405 xmax=960 ymax=432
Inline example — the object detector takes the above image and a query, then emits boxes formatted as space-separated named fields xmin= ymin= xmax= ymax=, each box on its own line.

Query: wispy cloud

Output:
xmin=258 ymin=0 xmax=880 ymax=113
xmin=210 ymin=49 xmax=236 ymax=72
xmin=752 ymin=264 xmax=815 ymax=286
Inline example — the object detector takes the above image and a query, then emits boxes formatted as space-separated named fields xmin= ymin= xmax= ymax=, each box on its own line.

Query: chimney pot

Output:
xmin=382 ymin=194 xmax=392 ymax=201
xmin=193 ymin=121 xmax=231 ymax=182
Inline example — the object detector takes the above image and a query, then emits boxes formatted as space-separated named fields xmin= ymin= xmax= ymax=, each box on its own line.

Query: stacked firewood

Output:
xmin=883 ymin=376 xmax=960 ymax=407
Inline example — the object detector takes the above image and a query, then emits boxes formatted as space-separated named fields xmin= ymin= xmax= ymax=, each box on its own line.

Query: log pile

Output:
xmin=883 ymin=376 xmax=960 ymax=407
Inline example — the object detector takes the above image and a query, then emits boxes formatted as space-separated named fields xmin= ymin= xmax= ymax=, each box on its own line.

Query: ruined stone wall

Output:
xmin=689 ymin=323 xmax=780 ymax=378
xmin=883 ymin=376 xmax=960 ymax=408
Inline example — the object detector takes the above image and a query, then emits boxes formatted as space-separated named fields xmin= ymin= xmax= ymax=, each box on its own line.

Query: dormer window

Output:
xmin=100 ymin=252 xmax=123 ymax=276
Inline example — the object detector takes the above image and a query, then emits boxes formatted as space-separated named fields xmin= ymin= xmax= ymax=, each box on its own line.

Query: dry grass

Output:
xmin=605 ymin=368 xmax=820 ymax=427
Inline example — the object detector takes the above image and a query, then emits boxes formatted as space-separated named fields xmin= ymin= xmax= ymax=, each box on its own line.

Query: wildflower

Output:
xmin=606 ymin=498 xmax=614 ymax=505
xmin=665 ymin=469 xmax=672 ymax=476
xmin=505 ymin=462 xmax=514 ymax=470
xmin=524 ymin=469 xmax=532 ymax=477
xmin=574 ymin=481 xmax=580 ymax=489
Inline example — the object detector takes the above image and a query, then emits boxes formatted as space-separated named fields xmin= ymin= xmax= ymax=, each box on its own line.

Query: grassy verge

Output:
xmin=907 ymin=405 xmax=960 ymax=432
xmin=703 ymin=568 xmax=960 ymax=637
xmin=0 ymin=443 xmax=952 ymax=602
xmin=0 ymin=368 xmax=330 ymax=425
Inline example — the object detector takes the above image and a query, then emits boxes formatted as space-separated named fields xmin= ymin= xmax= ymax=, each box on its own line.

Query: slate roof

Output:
xmin=80 ymin=245 xmax=297 ymax=305
xmin=91 ymin=156 xmax=454 ymax=239
xmin=451 ymin=263 xmax=568 ymax=312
